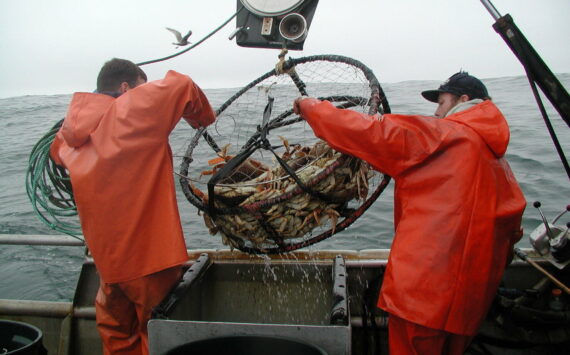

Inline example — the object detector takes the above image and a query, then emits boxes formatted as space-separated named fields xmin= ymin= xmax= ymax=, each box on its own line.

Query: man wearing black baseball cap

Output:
xmin=422 ymin=71 xmax=491 ymax=118
xmin=294 ymin=70 xmax=525 ymax=354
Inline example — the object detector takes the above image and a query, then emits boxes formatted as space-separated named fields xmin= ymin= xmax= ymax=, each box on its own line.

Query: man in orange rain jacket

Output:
xmin=294 ymin=71 xmax=526 ymax=354
xmin=50 ymin=58 xmax=215 ymax=355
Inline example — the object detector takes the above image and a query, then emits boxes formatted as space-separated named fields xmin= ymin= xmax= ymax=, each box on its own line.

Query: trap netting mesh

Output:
xmin=179 ymin=54 xmax=391 ymax=254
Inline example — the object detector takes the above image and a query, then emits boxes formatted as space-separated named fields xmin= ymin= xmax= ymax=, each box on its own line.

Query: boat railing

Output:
xmin=0 ymin=233 xmax=538 ymax=267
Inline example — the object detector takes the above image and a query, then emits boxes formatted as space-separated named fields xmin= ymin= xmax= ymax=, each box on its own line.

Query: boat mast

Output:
xmin=480 ymin=0 xmax=570 ymax=127
xmin=480 ymin=0 xmax=570 ymax=180
xmin=480 ymin=0 xmax=501 ymax=21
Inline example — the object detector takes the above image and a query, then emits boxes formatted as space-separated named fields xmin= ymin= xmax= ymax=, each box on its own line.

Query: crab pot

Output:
xmin=148 ymin=254 xmax=350 ymax=355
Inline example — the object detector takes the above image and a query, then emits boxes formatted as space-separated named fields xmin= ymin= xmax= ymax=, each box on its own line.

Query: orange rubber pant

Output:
xmin=388 ymin=314 xmax=474 ymax=355
xmin=95 ymin=266 xmax=183 ymax=355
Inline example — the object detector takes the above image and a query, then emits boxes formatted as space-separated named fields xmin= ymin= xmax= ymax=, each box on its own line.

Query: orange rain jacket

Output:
xmin=50 ymin=71 xmax=215 ymax=284
xmin=297 ymin=98 xmax=526 ymax=335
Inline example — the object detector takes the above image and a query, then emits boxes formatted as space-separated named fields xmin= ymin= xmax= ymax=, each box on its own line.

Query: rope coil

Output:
xmin=25 ymin=119 xmax=83 ymax=240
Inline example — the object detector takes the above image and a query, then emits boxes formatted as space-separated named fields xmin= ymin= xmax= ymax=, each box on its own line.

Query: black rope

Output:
xmin=240 ymin=96 xmax=368 ymax=154
xmin=252 ymin=211 xmax=285 ymax=248
xmin=513 ymin=36 xmax=570 ymax=180
xmin=267 ymin=144 xmax=336 ymax=204
xmin=527 ymin=77 xmax=570 ymax=180
xmin=493 ymin=15 xmax=569 ymax=180
xmin=136 ymin=7 xmax=244 ymax=66
xmin=288 ymin=70 xmax=308 ymax=96
xmin=281 ymin=55 xmax=391 ymax=115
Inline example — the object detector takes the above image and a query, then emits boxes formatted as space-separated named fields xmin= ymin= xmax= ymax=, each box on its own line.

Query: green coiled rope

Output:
xmin=25 ymin=119 xmax=83 ymax=240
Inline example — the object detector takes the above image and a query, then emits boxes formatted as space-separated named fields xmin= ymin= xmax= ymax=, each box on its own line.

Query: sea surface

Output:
xmin=1 ymin=74 xmax=569 ymax=302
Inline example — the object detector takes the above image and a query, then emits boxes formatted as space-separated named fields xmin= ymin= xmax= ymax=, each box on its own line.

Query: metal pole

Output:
xmin=514 ymin=248 xmax=570 ymax=295
xmin=479 ymin=0 xmax=502 ymax=21
xmin=0 ymin=234 xmax=85 ymax=246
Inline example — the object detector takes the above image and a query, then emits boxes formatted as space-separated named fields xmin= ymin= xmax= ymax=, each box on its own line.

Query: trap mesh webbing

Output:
xmin=179 ymin=54 xmax=391 ymax=254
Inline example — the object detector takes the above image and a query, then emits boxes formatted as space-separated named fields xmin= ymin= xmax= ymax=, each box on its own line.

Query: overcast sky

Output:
xmin=1 ymin=0 xmax=569 ymax=98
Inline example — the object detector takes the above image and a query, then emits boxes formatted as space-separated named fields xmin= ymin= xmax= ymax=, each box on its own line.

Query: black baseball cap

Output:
xmin=421 ymin=71 xmax=489 ymax=103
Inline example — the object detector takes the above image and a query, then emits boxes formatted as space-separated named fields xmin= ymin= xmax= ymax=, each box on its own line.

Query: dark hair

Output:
xmin=96 ymin=58 xmax=147 ymax=92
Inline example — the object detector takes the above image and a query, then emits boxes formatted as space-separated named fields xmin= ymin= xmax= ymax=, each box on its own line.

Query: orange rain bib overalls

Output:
xmin=297 ymin=98 xmax=526 ymax=354
xmin=51 ymin=70 xmax=216 ymax=355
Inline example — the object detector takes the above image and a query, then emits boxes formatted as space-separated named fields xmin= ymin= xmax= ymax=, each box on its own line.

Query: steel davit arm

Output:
xmin=480 ymin=0 xmax=570 ymax=128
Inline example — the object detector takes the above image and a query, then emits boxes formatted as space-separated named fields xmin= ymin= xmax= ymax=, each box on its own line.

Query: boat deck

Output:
xmin=1 ymin=234 xmax=568 ymax=355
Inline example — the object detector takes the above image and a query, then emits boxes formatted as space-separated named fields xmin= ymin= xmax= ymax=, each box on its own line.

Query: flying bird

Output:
xmin=257 ymin=82 xmax=277 ymax=95
xmin=166 ymin=27 xmax=192 ymax=47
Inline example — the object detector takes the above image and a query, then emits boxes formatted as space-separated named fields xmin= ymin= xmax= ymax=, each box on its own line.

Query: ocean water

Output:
xmin=1 ymin=74 xmax=569 ymax=302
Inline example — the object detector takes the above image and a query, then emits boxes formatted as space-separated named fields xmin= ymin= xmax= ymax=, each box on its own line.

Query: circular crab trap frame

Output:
xmin=179 ymin=54 xmax=391 ymax=254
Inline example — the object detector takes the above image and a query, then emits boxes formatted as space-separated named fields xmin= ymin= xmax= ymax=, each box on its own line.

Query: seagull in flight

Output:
xmin=166 ymin=27 xmax=192 ymax=47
